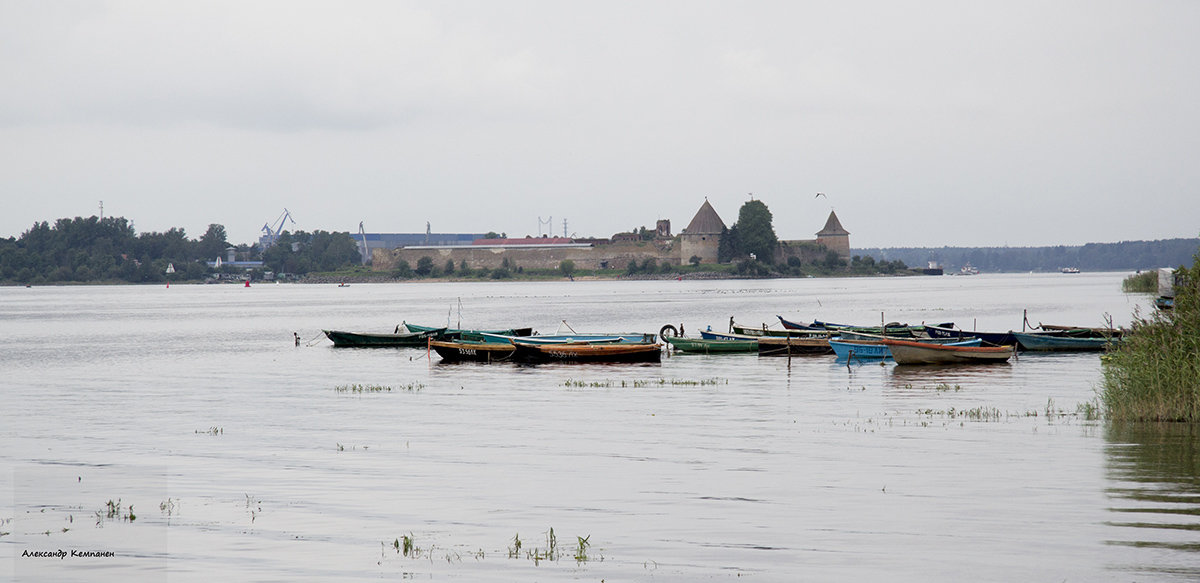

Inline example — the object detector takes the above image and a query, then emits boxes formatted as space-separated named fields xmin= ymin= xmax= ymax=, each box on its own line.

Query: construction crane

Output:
xmin=260 ymin=208 xmax=296 ymax=249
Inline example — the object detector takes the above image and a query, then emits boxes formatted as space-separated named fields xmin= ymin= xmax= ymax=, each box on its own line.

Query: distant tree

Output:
xmin=393 ymin=260 xmax=412 ymax=278
xmin=415 ymin=256 xmax=435 ymax=276
xmin=718 ymin=225 xmax=740 ymax=263
xmin=641 ymin=258 xmax=657 ymax=273
xmin=444 ymin=259 xmax=456 ymax=275
xmin=734 ymin=200 xmax=778 ymax=264
xmin=559 ymin=259 xmax=576 ymax=277
xmin=689 ymin=255 xmax=702 ymax=267
xmin=198 ymin=224 xmax=228 ymax=261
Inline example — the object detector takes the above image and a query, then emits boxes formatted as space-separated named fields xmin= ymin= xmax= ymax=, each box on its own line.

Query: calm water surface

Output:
xmin=2 ymin=273 xmax=1197 ymax=582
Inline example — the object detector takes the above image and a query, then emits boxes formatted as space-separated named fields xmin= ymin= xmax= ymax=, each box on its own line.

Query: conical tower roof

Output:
xmin=683 ymin=199 xmax=726 ymax=235
xmin=816 ymin=210 xmax=849 ymax=236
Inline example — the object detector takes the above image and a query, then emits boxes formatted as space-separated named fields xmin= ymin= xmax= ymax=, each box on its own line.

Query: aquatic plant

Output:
xmin=1103 ymin=250 xmax=1200 ymax=422
xmin=574 ymin=535 xmax=591 ymax=562
xmin=195 ymin=426 xmax=223 ymax=435
xmin=1121 ymin=270 xmax=1158 ymax=293
xmin=508 ymin=533 xmax=522 ymax=558
xmin=564 ymin=378 xmax=728 ymax=388
xmin=334 ymin=384 xmax=392 ymax=393
xmin=95 ymin=499 xmax=135 ymax=526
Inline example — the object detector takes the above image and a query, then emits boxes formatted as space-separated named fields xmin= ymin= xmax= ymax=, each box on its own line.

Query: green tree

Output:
xmin=718 ymin=225 xmax=740 ymax=263
xmin=734 ymin=200 xmax=778 ymax=264
xmin=415 ymin=256 xmax=435 ymax=276
xmin=393 ymin=260 xmax=413 ymax=278
xmin=198 ymin=224 xmax=229 ymax=261
xmin=559 ymin=259 xmax=576 ymax=277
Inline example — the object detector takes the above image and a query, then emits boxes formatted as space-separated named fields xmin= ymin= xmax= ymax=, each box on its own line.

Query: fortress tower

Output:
xmin=680 ymin=199 xmax=726 ymax=264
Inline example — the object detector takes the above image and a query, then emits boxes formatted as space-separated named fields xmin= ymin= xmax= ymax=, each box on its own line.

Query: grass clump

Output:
xmin=1122 ymin=270 xmax=1158 ymax=293
xmin=1103 ymin=252 xmax=1200 ymax=422
xmin=564 ymin=378 xmax=727 ymax=388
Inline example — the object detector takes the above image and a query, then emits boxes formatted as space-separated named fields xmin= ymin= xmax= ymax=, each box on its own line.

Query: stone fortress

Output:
xmin=370 ymin=200 xmax=850 ymax=273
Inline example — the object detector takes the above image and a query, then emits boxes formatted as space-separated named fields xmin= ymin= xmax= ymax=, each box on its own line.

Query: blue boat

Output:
xmin=830 ymin=338 xmax=981 ymax=360
xmin=1011 ymin=332 xmax=1121 ymax=352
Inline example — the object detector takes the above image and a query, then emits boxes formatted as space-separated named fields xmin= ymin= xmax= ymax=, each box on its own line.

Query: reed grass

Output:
xmin=1103 ymin=258 xmax=1200 ymax=422
xmin=1122 ymin=270 xmax=1158 ymax=293
xmin=564 ymin=378 xmax=728 ymax=388
xmin=334 ymin=384 xmax=392 ymax=393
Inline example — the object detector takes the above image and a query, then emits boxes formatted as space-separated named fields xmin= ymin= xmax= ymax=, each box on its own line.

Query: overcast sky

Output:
xmin=2 ymin=1 xmax=1197 ymax=248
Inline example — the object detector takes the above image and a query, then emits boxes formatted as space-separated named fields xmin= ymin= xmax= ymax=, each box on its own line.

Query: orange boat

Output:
xmin=881 ymin=339 xmax=1013 ymax=365
xmin=511 ymin=340 xmax=662 ymax=363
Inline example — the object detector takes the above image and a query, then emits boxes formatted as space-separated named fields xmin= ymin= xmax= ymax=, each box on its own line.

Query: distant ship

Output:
xmin=958 ymin=263 xmax=979 ymax=276
xmin=1060 ymin=267 xmax=1080 ymax=274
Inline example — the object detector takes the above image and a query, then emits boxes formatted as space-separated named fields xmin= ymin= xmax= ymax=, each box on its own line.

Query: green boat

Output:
xmin=664 ymin=336 xmax=758 ymax=353
xmin=403 ymin=322 xmax=534 ymax=338
xmin=323 ymin=327 xmax=445 ymax=348
xmin=731 ymin=324 xmax=831 ymax=338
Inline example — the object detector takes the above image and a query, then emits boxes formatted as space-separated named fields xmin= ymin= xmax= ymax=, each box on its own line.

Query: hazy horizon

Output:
xmin=3 ymin=2 xmax=1197 ymax=248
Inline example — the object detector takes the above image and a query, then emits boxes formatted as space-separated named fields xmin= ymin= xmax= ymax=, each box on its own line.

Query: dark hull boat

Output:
xmin=429 ymin=339 xmax=517 ymax=362
xmin=323 ymin=328 xmax=444 ymax=347
xmin=923 ymin=324 xmax=1018 ymax=346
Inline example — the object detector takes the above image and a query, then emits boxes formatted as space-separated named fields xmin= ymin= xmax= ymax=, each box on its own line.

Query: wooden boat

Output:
xmin=923 ymin=324 xmax=1018 ymax=346
xmin=731 ymin=323 xmax=831 ymax=338
xmin=323 ymin=327 xmax=445 ymax=347
xmin=830 ymin=337 xmax=981 ymax=360
xmin=789 ymin=317 xmax=943 ymax=338
xmin=1037 ymin=324 xmax=1124 ymax=338
xmin=774 ymin=316 xmax=826 ymax=331
xmin=1011 ymin=332 xmax=1121 ymax=352
xmin=511 ymin=340 xmax=663 ymax=363
xmin=665 ymin=336 xmax=758 ymax=353
xmin=428 ymin=338 xmax=517 ymax=362
xmin=881 ymin=339 xmax=1013 ymax=365
xmin=701 ymin=329 xmax=769 ymax=341
xmin=481 ymin=332 xmax=652 ymax=345
xmin=757 ymin=336 xmax=833 ymax=356
xmin=403 ymin=322 xmax=535 ymax=338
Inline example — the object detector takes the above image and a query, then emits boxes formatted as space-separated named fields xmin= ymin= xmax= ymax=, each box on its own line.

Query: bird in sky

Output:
xmin=815 ymin=192 xmax=827 ymax=199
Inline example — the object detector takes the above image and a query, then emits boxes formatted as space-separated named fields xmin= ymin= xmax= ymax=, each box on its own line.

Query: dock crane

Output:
xmin=260 ymin=208 xmax=296 ymax=249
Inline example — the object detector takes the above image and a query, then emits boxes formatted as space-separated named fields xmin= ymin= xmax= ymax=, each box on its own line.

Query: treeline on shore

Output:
xmin=0 ymin=216 xmax=359 ymax=284
xmin=857 ymin=238 xmax=1200 ymax=273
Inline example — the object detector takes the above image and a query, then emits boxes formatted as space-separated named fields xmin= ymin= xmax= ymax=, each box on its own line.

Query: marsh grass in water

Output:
xmin=1104 ymin=254 xmax=1200 ymax=422
xmin=1122 ymin=270 xmax=1159 ymax=293
xmin=95 ymin=499 xmax=135 ymax=526
xmin=195 ymin=426 xmax=223 ymax=435
xmin=335 ymin=384 xmax=391 ymax=393
xmin=564 ymin=378 xmax=728 ymax=388
xmin=386 ymin=528 xmax=600 ymax=565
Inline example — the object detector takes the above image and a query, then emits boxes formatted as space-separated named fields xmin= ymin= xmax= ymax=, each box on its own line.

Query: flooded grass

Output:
xmin=334 ymin=383 xmax=391 ymax=393
xmin=385 ymin=528 xmax=599 ymax=566
xmin=95 ymin=499 xmax=135 ymax=526
xmin=564 ymin=377 xmax=728 ymax=388
xmin=1104 ymin=258 xmax=1200 ymax=422
xmin=1122 ymin=271 xmax=1158 ymax=293
xmin=335 ymin=382 xmax=424 ymax=393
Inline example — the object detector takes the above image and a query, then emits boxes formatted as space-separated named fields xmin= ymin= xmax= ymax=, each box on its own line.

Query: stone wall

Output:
xmin=776 ymin=240 xmax=837 ymax=264
xmin=373 ymin=240 xmax=679 ymax=272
